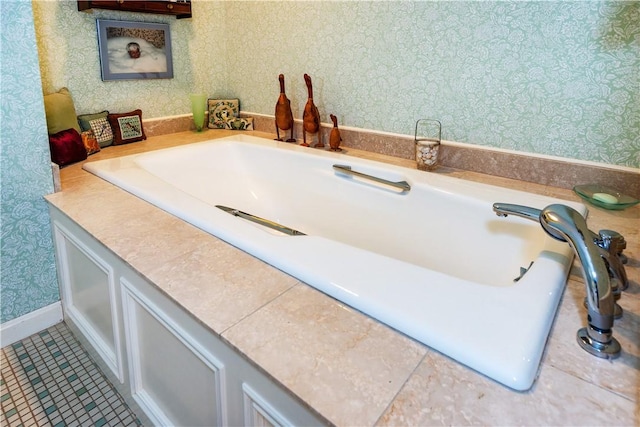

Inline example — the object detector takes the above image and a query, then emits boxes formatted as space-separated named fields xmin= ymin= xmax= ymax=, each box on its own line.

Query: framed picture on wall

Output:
xmin=96 ymin=19 xmax=173 ymax=81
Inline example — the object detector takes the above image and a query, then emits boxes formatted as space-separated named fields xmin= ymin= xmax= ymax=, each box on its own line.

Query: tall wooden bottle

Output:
xmin=302 ymin=73 xmax=321 ymax=147
xmin=274 ymin=74 xmax=295 ymax=142
xmin=329 ymin=114 xmax=342 ymax=152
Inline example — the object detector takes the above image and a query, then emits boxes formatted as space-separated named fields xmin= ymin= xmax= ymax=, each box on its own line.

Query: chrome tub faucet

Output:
xmin=492 ymin=202 xmax=622 ymax=359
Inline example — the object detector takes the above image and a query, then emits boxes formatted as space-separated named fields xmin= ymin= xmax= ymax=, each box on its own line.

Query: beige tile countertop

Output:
xmin=47 ymin=129 xmax=639 ymax=426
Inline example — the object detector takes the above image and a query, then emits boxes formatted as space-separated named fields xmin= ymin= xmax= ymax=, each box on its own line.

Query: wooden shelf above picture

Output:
xmin=77 ymin=1 xmax=192 ymax=19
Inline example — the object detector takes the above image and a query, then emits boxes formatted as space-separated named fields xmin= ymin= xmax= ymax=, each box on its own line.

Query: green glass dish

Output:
xmin=574 ymin=184 xmax=639 ymax=210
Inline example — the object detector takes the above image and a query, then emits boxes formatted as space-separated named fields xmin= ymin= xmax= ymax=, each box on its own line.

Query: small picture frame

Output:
xmin=96 ymin=19 xmax=173 ymax=81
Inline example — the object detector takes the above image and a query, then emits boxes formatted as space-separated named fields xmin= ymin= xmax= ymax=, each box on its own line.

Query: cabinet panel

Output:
xmin=52 ymin=221 xmax=124 ymax=382
xmin=66 ymin=240 xmax=114 ymax=345
xmin=122 ymin=278 xmax=226 ymax=426
xmin=243 ymin=383 xmax=292 ymax=427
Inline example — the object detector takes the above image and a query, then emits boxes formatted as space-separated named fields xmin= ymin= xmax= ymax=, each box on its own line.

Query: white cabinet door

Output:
xmin=121 ymin=278 xmax=227 ymax=426
xmin=52 ymin=221 xmax=123 ymax=383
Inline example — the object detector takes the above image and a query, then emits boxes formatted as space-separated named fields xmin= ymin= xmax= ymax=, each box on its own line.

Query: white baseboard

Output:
xmin=0 ymin=302 xmax=63 ymax=347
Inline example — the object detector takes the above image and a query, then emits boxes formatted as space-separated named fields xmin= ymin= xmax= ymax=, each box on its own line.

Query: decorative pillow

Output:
xmin=225 ymin=117 xmax=254 ymax=131
xmin=77 ymin=110 xmax=109 ymax=132
xmin=81 ymin=130 xmax=101 ymax=155
xmin=208 ymin=99 xmax=239 ymax=129
xmin=89 ymin=117 xmax=114 ymax=147
xmin=43 ymin=88 xmax=81 ymax=135
xmin=107 ymin=110 xmax=146 ymax=145
xmin=48 ymin=128 xmax=87 ymax=167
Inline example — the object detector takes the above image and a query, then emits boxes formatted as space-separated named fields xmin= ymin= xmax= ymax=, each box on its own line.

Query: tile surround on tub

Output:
xmin=142 ymin=114 xmax=197 ymax=137
xmin=377 ymin=347 xmax=636 ymax=426
xmin=544 ymin=277 xmax=640 ymax=403
xmin=249 ymin=114 xmax=640 ymax=199
xmin=438 ymin=144 xmax=640 ymax=201
xmin=222 ymin=284 xmax=427 ymax=427
xmin=144 ymin=234 xmax=299 ymax=333
xmin=147 ymin=113 xmax=640 ymax=199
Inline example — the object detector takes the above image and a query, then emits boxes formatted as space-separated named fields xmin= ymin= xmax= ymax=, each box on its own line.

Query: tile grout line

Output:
xmin=1 ymin=322 xmax=143 ymax=427
xmin=2 ymin=344 xmax=43 ymax=426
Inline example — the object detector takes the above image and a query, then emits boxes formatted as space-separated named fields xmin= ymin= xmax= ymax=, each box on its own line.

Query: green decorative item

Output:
xmin=189 ymin=93 xmax=207 ymax=132
xmin=573 ymin=184 xmax=639 ymax=211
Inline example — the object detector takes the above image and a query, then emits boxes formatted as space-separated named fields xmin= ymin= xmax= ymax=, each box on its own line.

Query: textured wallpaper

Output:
xmin=33 ymin=1 xmax=638 ymax=167
xmin=224 ymin=1 xmax=639 ymax=167
xmin=32 ymin=0 xmax=227 ymax=120
xmin=1 ymin=1 xmax=59 ymax=323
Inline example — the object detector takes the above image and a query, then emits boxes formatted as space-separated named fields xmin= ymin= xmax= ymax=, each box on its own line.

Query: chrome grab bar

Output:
xmin=216 ymin=205 xmax=306 ymax=236
xmin=333 ymin=164 xmax=411 ymax=192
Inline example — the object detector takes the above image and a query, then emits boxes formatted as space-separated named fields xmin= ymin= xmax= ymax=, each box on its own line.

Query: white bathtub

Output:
xmin=84 ymin=134 xmax=582 ymax=391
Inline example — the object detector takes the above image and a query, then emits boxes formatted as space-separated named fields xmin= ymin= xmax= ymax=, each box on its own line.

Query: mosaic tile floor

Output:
xmin=1 ymin=322 xmax=141 ymax=427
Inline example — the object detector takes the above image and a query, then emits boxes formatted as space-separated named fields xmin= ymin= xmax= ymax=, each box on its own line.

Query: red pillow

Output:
xmin=107 ymin=109 xmax=146 ymax=145
xmin=48 ymin=128 xmax=87 ymax=167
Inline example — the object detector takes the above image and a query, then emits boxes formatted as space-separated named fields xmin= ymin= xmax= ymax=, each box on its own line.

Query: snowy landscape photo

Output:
xmin=97 ymin=19 xmax=173 ymax=81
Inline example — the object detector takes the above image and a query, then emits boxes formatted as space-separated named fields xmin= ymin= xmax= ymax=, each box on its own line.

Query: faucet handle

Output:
xmin=596 ymin=230 xmax=628 ymax=263
xmin=595 ymin=230 xmax=629 ymax=291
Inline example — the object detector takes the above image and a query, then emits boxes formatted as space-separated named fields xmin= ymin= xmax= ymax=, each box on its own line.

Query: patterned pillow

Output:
xmin=89 ymin=117 xmax=114 ymax=147
xmin=225 ymin=117 xmax=254 ymax=130
xmin=81 ymin=130 xmax=101 ymax=155
xmin=107 ymin=110 xmax=146 ymax=145
xmin=208 ymin=99 xmax=239 ymax=129
xmin=77 ymin=110 xmax=109 ymax=132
